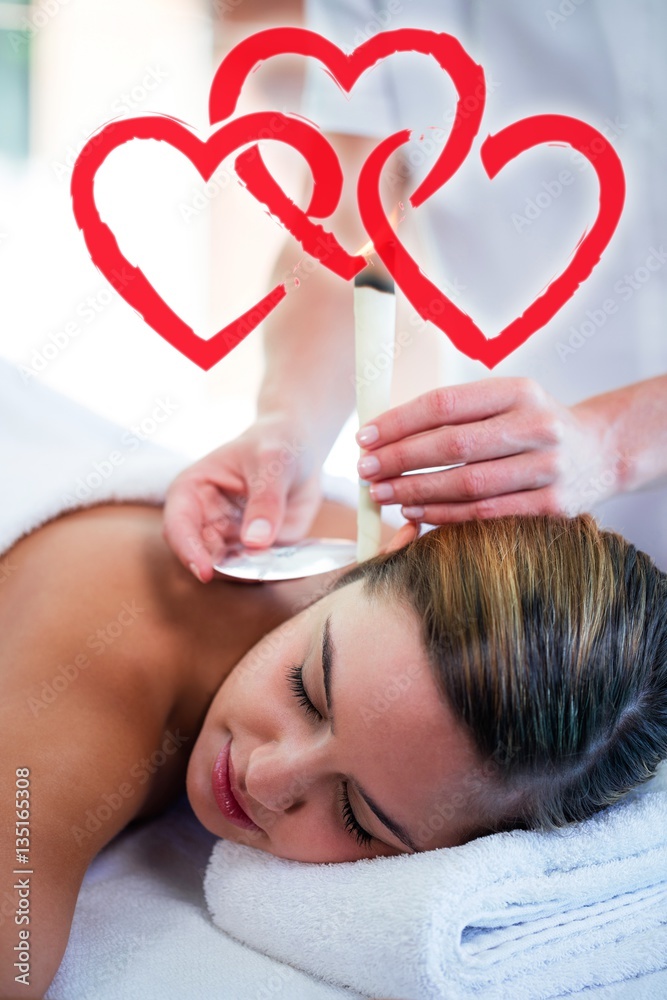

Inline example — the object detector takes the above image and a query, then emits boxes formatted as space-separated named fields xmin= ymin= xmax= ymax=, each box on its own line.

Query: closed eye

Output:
xmin=286 ymin=661 xmax=321 ymax=721
xmin=285 ymin=661 xmax=374 ymax=849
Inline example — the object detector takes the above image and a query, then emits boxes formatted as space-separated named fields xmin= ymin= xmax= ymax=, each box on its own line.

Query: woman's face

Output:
xmin=187 ymin=578 xmax=487 ymax=862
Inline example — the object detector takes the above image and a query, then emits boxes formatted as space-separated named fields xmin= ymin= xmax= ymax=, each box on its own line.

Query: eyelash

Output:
xmin=286 ymin=662 xmax=321 ymax=721
xmin=338 ymin=784 xmax=373 ymax=849
xmin=286 ymin=662 xmax=374 ymax=850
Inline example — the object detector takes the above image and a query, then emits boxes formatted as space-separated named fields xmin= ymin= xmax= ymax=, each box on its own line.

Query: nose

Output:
xmin=244 ymin=738 xmax=326 ymax=814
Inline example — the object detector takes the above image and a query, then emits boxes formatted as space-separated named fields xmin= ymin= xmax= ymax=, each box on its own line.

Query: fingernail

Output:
xmin=356 ymin=424 xmax=379 ymax=446
xmin=357 ymin=455 xmax=381 ymax=476
xmin=402 ymin=506 xmax=425 ymax=519
xmin=189 ymin=562 xmax=204 ymax=583
xmin=243 ymin=517 xmax=272 ymax=545
xmin=370 ymin=482 xmax=394 ymax=502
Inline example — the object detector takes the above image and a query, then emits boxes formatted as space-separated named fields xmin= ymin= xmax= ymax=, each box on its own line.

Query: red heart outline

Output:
xmin=358 ymin=114 xmax=626 ymax=367
xmin=209 ymin=27 xmax=486 ymax=212
xmin=70 ymin=112 xmax=348 ymax=370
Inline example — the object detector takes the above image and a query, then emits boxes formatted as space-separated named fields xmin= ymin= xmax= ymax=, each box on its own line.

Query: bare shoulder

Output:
xmin=3 ymin=502 xmax=171 ymax=627
xmin=1 ymin=502 xmax=188 ymax=696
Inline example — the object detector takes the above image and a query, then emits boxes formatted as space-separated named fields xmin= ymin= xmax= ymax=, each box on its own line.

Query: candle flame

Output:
xmin=353 ymin=206 xmax=400 ymax=262
xmin=355 ymin=236 xmax=376 ymax=259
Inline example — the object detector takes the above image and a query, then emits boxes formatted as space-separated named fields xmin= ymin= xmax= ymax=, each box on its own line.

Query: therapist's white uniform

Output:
xmin=302 ymin=0 xmax=667 ymax=568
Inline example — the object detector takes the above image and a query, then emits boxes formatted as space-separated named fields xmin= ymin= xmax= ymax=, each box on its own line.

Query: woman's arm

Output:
xmin=571 ymin=374 xmax=667 ymax=495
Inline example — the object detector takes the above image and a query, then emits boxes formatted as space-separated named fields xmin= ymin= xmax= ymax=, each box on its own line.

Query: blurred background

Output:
xmin=0 ymin=0 xmax=441 ymax=475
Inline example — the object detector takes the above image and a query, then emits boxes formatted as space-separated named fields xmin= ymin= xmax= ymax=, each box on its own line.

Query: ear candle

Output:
xmin=354 ymin=269 xmax=396 ymax=562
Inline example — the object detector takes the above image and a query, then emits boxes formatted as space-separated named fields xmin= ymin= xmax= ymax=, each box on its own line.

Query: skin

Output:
xmin=0 ymin=499 xmax=481 ymax=998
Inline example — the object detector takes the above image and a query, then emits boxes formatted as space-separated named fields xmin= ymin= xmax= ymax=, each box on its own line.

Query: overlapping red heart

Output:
xmin=70 ymin=27 xmax=625 ymax=371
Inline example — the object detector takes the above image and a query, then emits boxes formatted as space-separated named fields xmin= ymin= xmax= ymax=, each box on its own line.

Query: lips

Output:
xmin=211 ymin=738 xmax=262 ymax=833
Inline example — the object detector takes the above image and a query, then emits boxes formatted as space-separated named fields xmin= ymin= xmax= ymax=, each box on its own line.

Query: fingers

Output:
xmin=353 ymin=378 xmax=573 ymax=523
xmin=270 ymin=473 xmax=323 ymax=544
xmin=401 ymin=485 xmax=567 ymax=525
xmin=367 ymin=452 xmax=562 ymax=508
xmin=357 ymin=404 xmax=565 ymax=483
xmin=356 ymin=378 xmax=546 ymax=449
xmin=163 ymin=479 xmax=243 ymax=583
xmin=357 ymin=413 xmax=511 ymax=481
xmin=239 ymin=447 xmax=294 ymax=548
xmin=162 ymin=483 xmax=214 ymax=583
xmin=162 ymin=425 xmax=319 ymax=580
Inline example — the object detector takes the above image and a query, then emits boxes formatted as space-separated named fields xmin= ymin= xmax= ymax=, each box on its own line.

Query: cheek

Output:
xmin=211 ymin=637 xmax=295 ymax=730
xmin=261 ymin=813 xmax=357 ymax=864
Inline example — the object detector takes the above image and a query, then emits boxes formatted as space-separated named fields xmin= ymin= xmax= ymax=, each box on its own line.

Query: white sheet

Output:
xmin=46 ymin=796 xmax=364 ymax=1000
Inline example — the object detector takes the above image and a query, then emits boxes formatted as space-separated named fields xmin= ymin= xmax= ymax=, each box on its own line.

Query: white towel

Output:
xmin=204 ymin=738 xmax=667 ymax=998
xmin=0 ymin=360 xmax=189 ymax=555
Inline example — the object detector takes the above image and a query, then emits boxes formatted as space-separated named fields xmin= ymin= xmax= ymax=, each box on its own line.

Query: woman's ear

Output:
xmin=378 ymin=520 xmax=420 ymax=555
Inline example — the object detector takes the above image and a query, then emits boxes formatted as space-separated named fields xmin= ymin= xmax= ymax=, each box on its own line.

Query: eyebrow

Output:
xmin=321 ymin=614 xmax=419 ymax=854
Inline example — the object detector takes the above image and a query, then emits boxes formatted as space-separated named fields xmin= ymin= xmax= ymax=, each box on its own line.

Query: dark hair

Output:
xmin=329 ymin=515 xmax=667 ymax=833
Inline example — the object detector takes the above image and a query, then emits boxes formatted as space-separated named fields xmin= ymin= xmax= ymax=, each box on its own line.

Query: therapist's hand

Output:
xmin=163 ymin=414 xmax=323 ymax=582
xmin=355 ymin=377 xmax=629 ymax=523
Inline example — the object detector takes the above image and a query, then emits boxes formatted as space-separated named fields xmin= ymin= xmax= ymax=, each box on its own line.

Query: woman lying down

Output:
xmin=1 ymin=490 xmax=666 ymax=997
